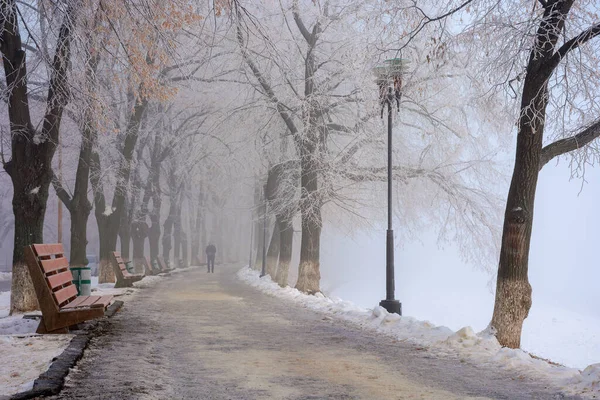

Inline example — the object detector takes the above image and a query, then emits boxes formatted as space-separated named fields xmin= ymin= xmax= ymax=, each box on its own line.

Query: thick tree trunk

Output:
xmin=149 ymin=213 xmax=160 ymax=261
xmin=132 ymin=221 xmax=148 ymax=273
xmin=97 ymin=216 xmax=118 ymax=283
xmin=69 ymin=202 xmax=91 ymax=269
xmin=295 ymin=150 xmax=321 ymax=294
xmin=191 ymin=192 xmax=202 ymax=265
xmin=181 ymin=230 xmax=188 ymax=267
xmin=9 ymin=175 xmax=50 ymax=313
xmin=491 ymin=1 xmax=575 ymax=348
xmin=266 ymin=220 xmax=280 ymax=278
xmin=173 ymin=202 xmax=182 ymax=267
xmin=275 ymin=215 xmax=293 ymax=287
xmin=119 ymin=220 xmax=131 ymax=261
xmin=162 ymin=194 xmax=176 ymax=266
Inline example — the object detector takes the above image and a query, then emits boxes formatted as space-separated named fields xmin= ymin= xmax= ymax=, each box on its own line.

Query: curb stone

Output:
xmin=8 ymin=300 xmax=124 ymax=400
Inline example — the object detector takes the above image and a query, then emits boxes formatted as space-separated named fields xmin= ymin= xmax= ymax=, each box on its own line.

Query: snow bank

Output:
xmin=0 ymin=289 xmax=72 ymax=396
xmin=1 ymin=334 xmax=73 ymax=395
xmin=132 ymin=274 xmax=165 ymax=288
xmin=237 ymin=267 xmax=599 ymax=398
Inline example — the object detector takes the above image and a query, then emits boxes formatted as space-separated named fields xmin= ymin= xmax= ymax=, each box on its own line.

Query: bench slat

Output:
xmin=46 ymin=270 xmax=73 ymax=289
xmin=61 ymin=296 xmax=89 ymax=309
xmin=77 ymin=296 xmax=103 ymax=308
xmin=33 ymin=244 xmax=65 ymax=257
xmin=54 ymin=284 xmax=78 ymax=306
xmin=90 ymin=295 xmax=113 ymax=308
xmin=40 ymin=257 xmax=69 ymax=274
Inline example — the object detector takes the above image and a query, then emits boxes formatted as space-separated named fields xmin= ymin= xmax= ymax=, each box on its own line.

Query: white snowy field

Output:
xmin=238 ymin=267 xmax=600 ymax=398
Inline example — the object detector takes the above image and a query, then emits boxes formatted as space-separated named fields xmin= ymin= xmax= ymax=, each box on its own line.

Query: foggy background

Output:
xmin=318 ymin=162 xmax=600 ymax=369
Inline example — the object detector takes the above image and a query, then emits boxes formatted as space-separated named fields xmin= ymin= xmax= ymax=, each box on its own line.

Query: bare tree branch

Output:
xmin=540 ymin=120 xmax=600 ymax=170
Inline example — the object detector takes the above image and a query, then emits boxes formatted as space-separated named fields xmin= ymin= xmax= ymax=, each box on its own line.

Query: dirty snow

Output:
xmin=237 ymin=267 xmax=600 ymax=398
xmin=0 ymin=334 xmax=74 ymax=395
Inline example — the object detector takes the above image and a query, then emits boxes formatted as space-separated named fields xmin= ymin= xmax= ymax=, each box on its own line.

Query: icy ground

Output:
xmin=51 ymin=266 xmax=575 ymax=399
xmin=238 ymin=267 xmax=600 ymax=398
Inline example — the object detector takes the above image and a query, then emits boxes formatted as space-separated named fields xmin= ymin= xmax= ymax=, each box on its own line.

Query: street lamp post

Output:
xmin=260 ymin=183 xmax=268 ymax=278
xmin=373 ymin=58 xmax=409 ymax=315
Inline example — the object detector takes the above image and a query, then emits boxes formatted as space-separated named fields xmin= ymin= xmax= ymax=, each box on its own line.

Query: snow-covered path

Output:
xmin=52 ymin=265 xmax=579 ymax=399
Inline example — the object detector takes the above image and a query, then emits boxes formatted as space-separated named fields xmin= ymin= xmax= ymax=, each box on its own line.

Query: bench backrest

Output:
xmin=27 ymin=244 xmax=77 ymax=309
xmin=112 ymin=251 xmax=132 ymax=277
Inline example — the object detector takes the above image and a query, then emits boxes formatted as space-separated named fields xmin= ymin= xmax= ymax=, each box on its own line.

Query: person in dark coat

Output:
xmin=205 ymin=244 xmax=216 ymax=273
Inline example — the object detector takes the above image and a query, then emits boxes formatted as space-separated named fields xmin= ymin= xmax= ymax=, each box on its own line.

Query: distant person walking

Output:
xmin=205 ymin=244 xmax=216 ymax=273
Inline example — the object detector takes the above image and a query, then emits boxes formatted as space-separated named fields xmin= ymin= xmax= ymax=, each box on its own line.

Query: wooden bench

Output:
xmin=25 ymin=244 xmax=114 ymax=334
xmin=111 ymin=251 xmax=144 ymax=288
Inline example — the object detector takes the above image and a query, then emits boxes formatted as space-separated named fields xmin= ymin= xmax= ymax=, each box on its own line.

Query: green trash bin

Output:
xmin=70 ymin=266 xmax=92 ymax=296
xmin=125 ymin=261 xmax=134 ymax=274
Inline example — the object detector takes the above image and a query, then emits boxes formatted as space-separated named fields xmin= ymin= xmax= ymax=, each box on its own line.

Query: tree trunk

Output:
xmin=173 ymin=200 xmax=182 ymax=267
xmin=295 ymin=149 xmax=321 ymax=294
xmin=149 ymin=211 xmax=160 ymax=261
xmin=162 ymin=194 xmax=176 ymax=266
xmin=275 ymin=215 xmax=293 ymax=287
xmin=9 ymin=176 xmax=50 ymax=313
xmin=132 ymin=221 xmax=148 ymax=273
xmin=97 ymin=216 xmax=118 ymax=283
xmin=266 ymin=220 xmax=280 ymax=278
xmin=119 ymin=218 xmax=131 ymax=261
xmin=181 ymin=229 xmax=188 ymax=267
xmin=191 ymin=191 xmax=202 ymax=265
xmin=491 ymin=1 xmax=574 ymax=348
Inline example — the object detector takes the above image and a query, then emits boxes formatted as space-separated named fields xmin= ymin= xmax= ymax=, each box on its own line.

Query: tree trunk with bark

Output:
xmin=295 ymin=148 xmax=321 ymax=294
xmin=132 ymin=221 xmax=148 ymax=273
xmin=265 ymin=220 xmax=280 ymax=278
xmin=119 ymin=208 xmax=131 ymax=261
xmin=275 ymin=215 xmax=294 ymax=287
xmin=490 ymin=0 xmax=600 ymax=348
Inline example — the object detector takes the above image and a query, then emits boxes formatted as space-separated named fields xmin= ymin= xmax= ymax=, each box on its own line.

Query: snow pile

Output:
xmin=0 ymin=271 xmax=11 ymax=282
xmin=133 ymin=275 xmax=164 ymax=288
xmin=237 ymin=267 xmax=599 ymax=398
xmin=0 ymin=334 xmax=73 ymax=396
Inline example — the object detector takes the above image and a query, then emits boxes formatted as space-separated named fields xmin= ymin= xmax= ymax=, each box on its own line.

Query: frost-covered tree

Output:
xmin=464 ymin=0 xmax=600 ymax=348
xmin=230 ymin=0 xmax=507 ymax=294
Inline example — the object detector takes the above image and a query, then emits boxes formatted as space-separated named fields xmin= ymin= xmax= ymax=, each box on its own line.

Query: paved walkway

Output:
xmin=53 ymin=265 xmax=577 ymax=399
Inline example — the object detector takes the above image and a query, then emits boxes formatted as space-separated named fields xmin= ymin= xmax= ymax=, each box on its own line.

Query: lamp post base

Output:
xmin=379 ymin=299 xmax=401 ymax=315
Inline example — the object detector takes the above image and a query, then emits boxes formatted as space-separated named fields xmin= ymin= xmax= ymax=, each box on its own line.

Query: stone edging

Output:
xmin=8 ymin=300 xmax=124 ymax=400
